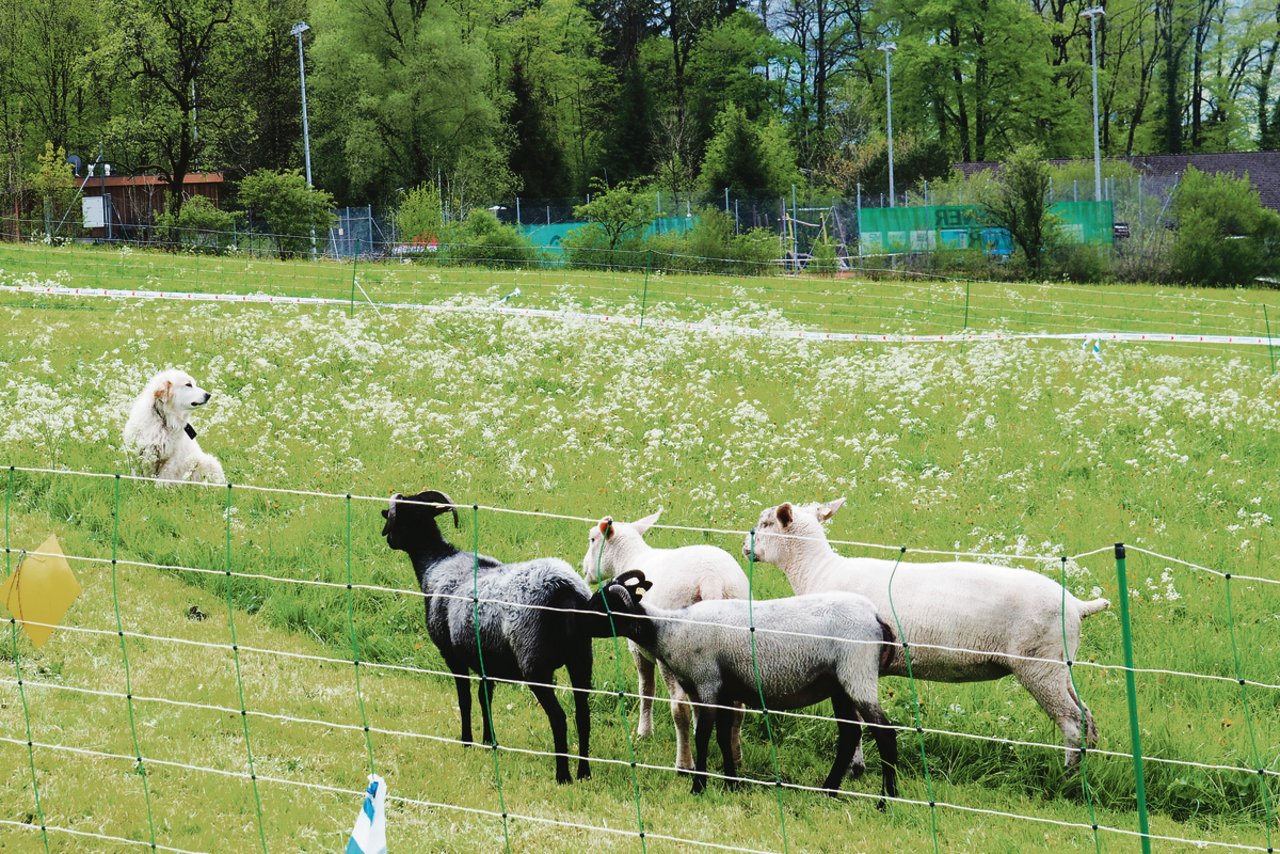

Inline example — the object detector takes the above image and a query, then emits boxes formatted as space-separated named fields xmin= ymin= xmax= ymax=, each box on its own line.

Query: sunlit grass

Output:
xmin=0 ymin=243 xmax=1277 ymax=851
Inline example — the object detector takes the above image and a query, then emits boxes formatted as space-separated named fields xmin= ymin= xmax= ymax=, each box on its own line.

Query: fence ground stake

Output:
xmin=349 ymin=238 xmax=361 ymax=317
xmin=1264 ymin=304 xmax=1275 ymax=375
xmin=640 ymin=251 xmax=651 ymax=329
xmin=1114 ymin=542 xmax=1151 ymax=853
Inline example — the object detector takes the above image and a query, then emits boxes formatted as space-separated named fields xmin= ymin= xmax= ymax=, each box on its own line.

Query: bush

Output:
xmin=1171 ymin=168 xmax=1280 ymax=285
xmin=396 ymin=182 xmax=444 ymax=245
xmin=445 ymin=209 xmax=539 ymax=268
xmin=155 ymin=195 xmax=240 ymax=253
xmin=1047 ymin=242 xmax=1111 ymax=283
xmin=642 ymin=208 xmax=780 ymax=276
xmin=236 ymin=169 xmax=336 ymax=259
xmin=807 ymin=238 xmax=840 ymax=275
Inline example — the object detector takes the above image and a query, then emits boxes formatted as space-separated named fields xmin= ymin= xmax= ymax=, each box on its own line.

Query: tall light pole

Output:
xmin=291 ymin=22 xmax=313 ymax=188
xmin=1081 ymin=7 xmax=1105 ymax=202
xmin=880 ymin=43 xmax=897 ymax=208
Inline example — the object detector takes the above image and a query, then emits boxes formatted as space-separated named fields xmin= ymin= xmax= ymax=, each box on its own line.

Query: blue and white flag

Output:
xmin=346 ymin=774 xmax=387 ymax=854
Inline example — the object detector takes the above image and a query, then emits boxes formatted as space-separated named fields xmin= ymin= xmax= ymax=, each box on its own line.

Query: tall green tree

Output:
xmin=100 ymin=0 xmax=253 ymax=213
xmin=308 ymin=0 xmax=514 ymax=207
xmin=981 ymin=145 xmax=1058 ymax=275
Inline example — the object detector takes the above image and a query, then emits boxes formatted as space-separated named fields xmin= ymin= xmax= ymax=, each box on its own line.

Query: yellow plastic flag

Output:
xmin=0 ymin=534 xmax=81 ymax=648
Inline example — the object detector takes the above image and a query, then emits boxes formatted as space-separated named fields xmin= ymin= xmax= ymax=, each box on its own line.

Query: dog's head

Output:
xmin=149 ymin=369 xmax=212 ymax=415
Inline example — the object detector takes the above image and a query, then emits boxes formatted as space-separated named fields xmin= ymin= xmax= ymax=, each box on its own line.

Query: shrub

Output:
xmin=236 ymin=169 xmax=336 ymax=259
xmin=155 ymin=195 xmax=240 ymax=253
xmin=396 ymin=182 xmax=445 ymax=245
xmin=445 ymin=209 xmax=539 ymax=268
xmin=1170 ymin=168 xmax=1280 ymax=285
xmin=1047 ymin=242 xmax=1111 ymax=283
xmin=981 ymin=145 xmax=1059 ymax=277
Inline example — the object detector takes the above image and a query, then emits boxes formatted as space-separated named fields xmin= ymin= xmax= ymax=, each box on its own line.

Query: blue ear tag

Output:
xmin=184 ymin=424 xmax=198 ymax=439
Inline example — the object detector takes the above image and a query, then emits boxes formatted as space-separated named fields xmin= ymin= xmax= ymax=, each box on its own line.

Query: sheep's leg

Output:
xmin=846 ymin=711 xmax=867 ymax=779
xmin=825 ymin=693 xmax=860 ymax=795
xmin=856 ymin=701 xmax=899 ymax=809
xmin=730 ymin=702 xmax=744 ymax=768
xmin=716 ymin=706 xmax=741 ymax=790
xmin=1070 ymin=680 xmax=1099 ymax=750
xmin=446 ymin=659 xmax=474 ymax=744
xmin=659 ymin=664 xmax=694 ymax=772
xmin=691 ymin=702 xmax=717 ymax=795
xmin=633 ymin=643 xmax=657 ymax=739
xmin=529 ymin=682 xmax=573 ymax=784
xmin=567 ymin=647 xmax=593 ymax=780
xmin=477 ymin=677 xmax=498 ymax=747
xmin=1013 ymin=662 xmax=1088 ymax=768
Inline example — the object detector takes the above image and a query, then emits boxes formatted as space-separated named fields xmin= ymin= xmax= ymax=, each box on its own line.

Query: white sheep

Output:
xmin=582 ymin=510 xmax=749 ymax=771
xmin=584 ymin=569 xmax=899 ymax=804
xmin=745 ymin=499 xmax=1110 ymax=768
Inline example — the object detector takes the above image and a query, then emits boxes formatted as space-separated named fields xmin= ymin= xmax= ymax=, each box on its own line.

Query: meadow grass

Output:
xmin=0 ymin=243 xmax=1278 ymax=852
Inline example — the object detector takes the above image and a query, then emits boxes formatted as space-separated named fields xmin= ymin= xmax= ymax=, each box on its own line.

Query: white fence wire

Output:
xmin=2 ymin=465 xmax=1277 ymax=853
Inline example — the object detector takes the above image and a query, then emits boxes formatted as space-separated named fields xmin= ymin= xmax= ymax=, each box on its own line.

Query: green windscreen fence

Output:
xmin=859 ymin=201 xmax=1114 ymax=255
xmin=520 ymin=216 xmax=695 ymax=254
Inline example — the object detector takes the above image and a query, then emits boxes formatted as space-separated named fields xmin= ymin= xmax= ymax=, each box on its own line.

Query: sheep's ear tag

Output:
xmin=600 ymin=517 xmax=613 ymax=538
xmin=184 ymin=424 xmax=197 ymax=439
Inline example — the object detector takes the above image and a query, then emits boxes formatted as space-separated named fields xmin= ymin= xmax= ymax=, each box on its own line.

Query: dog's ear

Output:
xmin=154 ymin=379 xmax=173 ymax=401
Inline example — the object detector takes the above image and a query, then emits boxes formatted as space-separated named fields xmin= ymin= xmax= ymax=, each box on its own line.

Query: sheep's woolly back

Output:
xmin=639 ymin=592 xmax=886 ymax=709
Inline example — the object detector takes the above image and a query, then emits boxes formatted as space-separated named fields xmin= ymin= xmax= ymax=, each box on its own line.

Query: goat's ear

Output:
xmin=154 ymin=379 xmax=172 ymax=400
xmin=598 ymin=517 xmax=613 ymax=538
xmin=776 ymin=502 xmax=793 ymax=527
xmin=631 ymin=508 xmax=661 ymax=536
xmin=815 ymin=498 xmax=845 ymax=522
xmin=381 ymin=509 xmax=389 ymax=519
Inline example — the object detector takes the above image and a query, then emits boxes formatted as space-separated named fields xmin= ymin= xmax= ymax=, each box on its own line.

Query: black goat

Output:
xmin=382 ymin=489 xmax=593 ymax=783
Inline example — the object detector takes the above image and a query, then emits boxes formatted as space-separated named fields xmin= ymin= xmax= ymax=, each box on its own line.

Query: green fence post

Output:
xmin=350 ymin=238 xmax=361 ymax=317
xmin=963 ymin=280 xmax=971 ymax=330
xmin=1264 ymin=304 xmax=1275 ymax=375
xmin=640 ymin=251 xmax=651 ymax=329
xmin=1114 ymin=542 xmax=1151 ymax=854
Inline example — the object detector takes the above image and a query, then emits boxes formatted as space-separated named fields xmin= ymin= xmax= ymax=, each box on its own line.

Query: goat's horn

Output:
xmin=423 ymin=489 xmax=460 ymax=529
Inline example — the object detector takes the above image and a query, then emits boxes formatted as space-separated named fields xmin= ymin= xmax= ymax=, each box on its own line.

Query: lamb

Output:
xmin=382 ymin=489 xmax=593 ymax=783
xmin=581 ymin=509 xmax=750 ymax=771
xmin=584 ymin=569 xmax=899 ymax=805
xmin=745 ymin=499 xmax=1110 ymax=768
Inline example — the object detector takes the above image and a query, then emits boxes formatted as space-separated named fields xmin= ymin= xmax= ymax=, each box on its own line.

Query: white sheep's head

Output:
xmin=743 ymin=498 xmax=844 ymax=565
xmin=581 ymin=509 xmax=661 ymax=583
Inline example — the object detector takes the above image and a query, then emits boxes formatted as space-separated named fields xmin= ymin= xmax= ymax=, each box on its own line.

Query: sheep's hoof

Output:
xmin=876 ymin=797 xmax=888 ymax=812
xmin=846 ymin=760 xmax=866 ymax=780
xmin=724 ymin=777 xmax=743 ymax=792
xmin=556 ymin=771 xmax=573 ymax=785
xmin=577 ymin=763 xmax=591 ymax=781
xmin=691 ymin=778 xmax=707 ymax=795
xmin=676 ymin=764 xmax=694 ymax=778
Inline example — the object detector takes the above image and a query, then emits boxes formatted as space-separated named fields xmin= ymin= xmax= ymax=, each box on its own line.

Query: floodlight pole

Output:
xmin=1081 ymin=7 xmax=1105 ymax=202
xmin=292 ymin=21 xmax=316 ymax=258
xmin=292 ymin=22 xmax=313 ymax=188
xmin=880 ymin=43 xmax=897 ymax=208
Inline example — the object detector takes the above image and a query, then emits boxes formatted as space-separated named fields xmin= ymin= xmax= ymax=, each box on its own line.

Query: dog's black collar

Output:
xmin=185 ymin=424 xmax=198 ymax=439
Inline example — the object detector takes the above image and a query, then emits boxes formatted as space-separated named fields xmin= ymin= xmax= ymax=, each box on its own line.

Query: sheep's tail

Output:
xmin=876 ymin=616 xmax=897 ymax=673
xmin=1078 ymin=598 xmax=1111 ymax=618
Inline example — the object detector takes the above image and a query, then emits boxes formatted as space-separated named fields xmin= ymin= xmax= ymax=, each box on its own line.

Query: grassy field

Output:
xmin=1 ymin=243 xmax=1278 ymax=852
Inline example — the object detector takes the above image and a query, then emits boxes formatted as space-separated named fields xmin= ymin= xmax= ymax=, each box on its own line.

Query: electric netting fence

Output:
xmin=2 ymin=239 xmax=1279 ymax=368
xmin=1 ymin=466 xmax=1277 ymax=851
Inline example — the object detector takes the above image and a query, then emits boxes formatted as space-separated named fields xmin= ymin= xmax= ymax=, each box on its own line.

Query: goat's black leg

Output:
xmin=716 ymin=703 xmax=741 ymax=790
xmin=477 ymin=677 xmax=498 ymax=746
xmin=447 ymin=660 xmax=473 ymax=745
xmin=691 ymin=702 xmax=717 ymax=795
xmin=858 ymin=702 xmax=899 ymax=810
xmin=529 ymin=682 xmax=572 ymax=784
xmin=826 ymin=693 xmax=861 ymax=795
xmin=566 ymin=647 xmax=593 ymax=780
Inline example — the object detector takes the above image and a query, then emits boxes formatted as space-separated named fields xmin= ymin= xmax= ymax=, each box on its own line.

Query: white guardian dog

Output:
xmin=123 ymin=369 xmax=225 ymax=484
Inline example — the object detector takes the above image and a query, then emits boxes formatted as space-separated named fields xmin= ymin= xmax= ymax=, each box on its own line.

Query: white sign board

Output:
xmin=82 ymin=196 xmax=104 ymax=228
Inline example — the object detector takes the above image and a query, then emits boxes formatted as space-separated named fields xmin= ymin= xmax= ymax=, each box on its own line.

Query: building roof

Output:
xmin=954 ymin=152 xmax=1280 ymax=209
xmin=81 ymin=172 xmax=225 ymax=190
